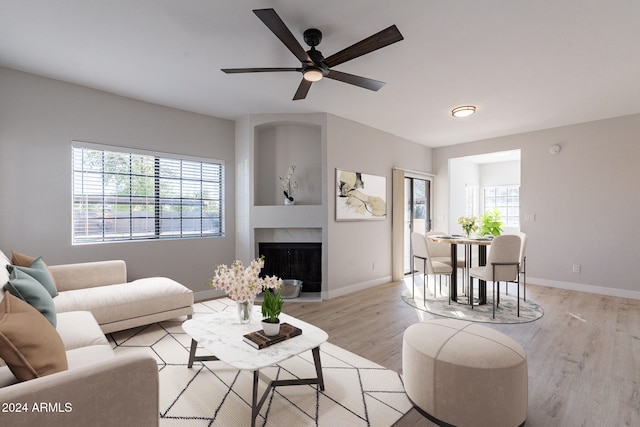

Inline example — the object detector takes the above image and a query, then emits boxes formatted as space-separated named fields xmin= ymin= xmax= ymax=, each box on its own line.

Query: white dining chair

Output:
xmin=411 ymin=232 xmax=453 ymax=304
xmin=469 ymin=234 xmax=521 ymax=318
xmin=506 ymin=231 xmax=528 ymax=302
xmin=426 ymin=231 xmax=468 ymax=299
xmin=426 ymin=231 xmax=465 ymax=268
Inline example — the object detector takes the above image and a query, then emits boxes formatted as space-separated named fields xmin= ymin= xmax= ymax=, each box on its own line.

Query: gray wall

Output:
xmin=326 ymin=114 xmax=433 ymax=297
xmin=0 ymin=67 xmax=236 ymax=295
xmin=433 ymin=114 xmax=640 ymax=298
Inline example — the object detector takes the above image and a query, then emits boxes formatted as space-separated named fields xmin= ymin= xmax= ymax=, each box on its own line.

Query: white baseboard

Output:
xmin=528 ymin=276 xmax=640 ymax=301
xmin=324 ymin=276 xmax=392 ymax=300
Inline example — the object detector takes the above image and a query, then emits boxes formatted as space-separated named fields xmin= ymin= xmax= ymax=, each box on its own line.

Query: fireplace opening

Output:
xmin=259 ymin=242 xmax=322 ymax=293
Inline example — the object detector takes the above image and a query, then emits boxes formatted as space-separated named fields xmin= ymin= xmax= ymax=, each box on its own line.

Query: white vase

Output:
xmin=236 ymin=299 xmax=254 ymax=324
xmin=261 ymin=320 xmax=281 ymax=336
xmin=284 ymin=197 xmax=295 ymax=205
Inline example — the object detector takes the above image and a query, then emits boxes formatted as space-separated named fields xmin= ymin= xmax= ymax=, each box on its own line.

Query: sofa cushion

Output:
xmin=65 ymin=344 xmax=115 ymax=371
xmin=0 ymin=364 xmax=19 ymax=387
xmin=0 ymin=344 xmax=114 ymax=388
xmin=0 ymin=309 xmax=105 ymax=370
xmin=4 ymin=268 xmax=57 ymax=327
xmin=56 ymin=311 xmax=109 ymax=350
xmin=54 ymin=277 xmax=193 ymax=326
xmin=0 ymin=293 xmax=68 ymax=381
xmin=49 ymin=260 xmax=127 ymax=292
xmin=6 ymin=256 xmax=58 ymax=297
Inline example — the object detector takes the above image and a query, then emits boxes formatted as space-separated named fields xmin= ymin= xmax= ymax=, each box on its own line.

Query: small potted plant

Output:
xmin=261 ymin=289 xmax=284 ymax=336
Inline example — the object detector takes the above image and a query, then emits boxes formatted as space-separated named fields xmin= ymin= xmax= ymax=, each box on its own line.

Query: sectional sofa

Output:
xmin=0 ymin=250 xmax=194 ymax=426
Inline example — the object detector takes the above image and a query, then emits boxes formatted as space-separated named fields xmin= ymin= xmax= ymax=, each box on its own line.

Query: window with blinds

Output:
xmin=72 ymin=143 xmax=224 ymax=244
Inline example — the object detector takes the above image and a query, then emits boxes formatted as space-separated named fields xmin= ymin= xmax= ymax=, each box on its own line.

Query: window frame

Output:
xmin=482 ymin=184 xmax=520 ymax=227
xmin=72 ymin=141 xmax=225 ymax=245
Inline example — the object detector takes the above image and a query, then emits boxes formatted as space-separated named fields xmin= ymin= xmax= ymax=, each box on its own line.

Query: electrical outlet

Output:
xmin=572 ymin=264 xmax=581 ymax=273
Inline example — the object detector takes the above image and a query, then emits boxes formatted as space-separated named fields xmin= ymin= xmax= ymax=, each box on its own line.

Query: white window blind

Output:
xmin=72 ymin=143 xmax=224 ymax=244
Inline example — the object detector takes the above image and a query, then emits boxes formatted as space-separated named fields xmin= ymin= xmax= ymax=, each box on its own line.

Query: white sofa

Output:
xmin=48 ymin=259 xmax=194 ymax=333
xmin=0 ymin=249 xmax=194 ymax=426
xmin=0 ymin=304 xmax=160 ymax=427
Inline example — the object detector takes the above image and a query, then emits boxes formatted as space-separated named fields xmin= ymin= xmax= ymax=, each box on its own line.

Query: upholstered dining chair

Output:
xmin=426 ymin=231 xmax=465 ymax=268
xmin=506 ymin=231 xmax=528 ymax=302
xmin=411 ymin=232 xmax=453 ymax=304
xmin=469 ymin=234 xmax=521 ymax=318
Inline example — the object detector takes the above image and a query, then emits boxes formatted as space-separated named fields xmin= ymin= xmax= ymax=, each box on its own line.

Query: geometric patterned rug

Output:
xmin=108 ymin=298 xmax=412 ymax=426
xmin=401 ymin=282 xmax=544 ymax=324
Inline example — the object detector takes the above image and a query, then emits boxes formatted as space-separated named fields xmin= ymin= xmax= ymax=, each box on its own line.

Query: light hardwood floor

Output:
xmin=283 ymin=278 xmax=640 ymax=427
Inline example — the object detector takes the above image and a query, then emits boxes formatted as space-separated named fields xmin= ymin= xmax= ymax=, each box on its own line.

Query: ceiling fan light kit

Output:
xmin=452 ymin=105 xmax=477 ymax=118
xmin=221 ymin=8 xmax=404 ymax=100
xmin=303 ymin=67 xmax=324 ymax=82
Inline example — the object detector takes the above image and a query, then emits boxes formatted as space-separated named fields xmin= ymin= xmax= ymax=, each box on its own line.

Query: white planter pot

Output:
xmin=261 ymin=320 xmax=281 ymax=336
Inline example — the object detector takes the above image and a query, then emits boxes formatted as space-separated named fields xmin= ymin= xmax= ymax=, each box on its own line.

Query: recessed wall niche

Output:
xmin=254 ymin=123 xmax=322 ymax=206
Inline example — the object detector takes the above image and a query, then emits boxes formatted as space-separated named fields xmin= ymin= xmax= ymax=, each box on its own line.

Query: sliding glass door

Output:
xmin=404 ymin=177 xmax=431 ymax=274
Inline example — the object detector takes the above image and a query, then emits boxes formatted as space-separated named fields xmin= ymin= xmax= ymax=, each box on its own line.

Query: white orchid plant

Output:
xmin=209 ymin=256 xmax=282 ymax=302
xmin=279 ymin=165 xmax=299 ymax=202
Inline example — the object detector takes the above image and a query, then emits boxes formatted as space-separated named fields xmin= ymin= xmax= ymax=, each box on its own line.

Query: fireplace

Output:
xmin=258 ymin=242 xmax=322 ymax=293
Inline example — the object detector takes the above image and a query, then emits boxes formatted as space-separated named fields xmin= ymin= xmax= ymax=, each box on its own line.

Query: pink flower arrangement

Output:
xmin=209 ymin=256 xmax=282 ymax=302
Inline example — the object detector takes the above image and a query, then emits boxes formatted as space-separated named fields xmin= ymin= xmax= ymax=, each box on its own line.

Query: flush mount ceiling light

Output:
xmin=452 ymin=105 xmax=477 ymax=118
xmin=303 ymin=67 xmax=324 ymax=82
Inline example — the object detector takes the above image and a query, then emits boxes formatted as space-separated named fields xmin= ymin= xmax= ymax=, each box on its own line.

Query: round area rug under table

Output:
xmin=402 ymin=319 xmax=527 ymax=427
xmin=401 ymin=288 xmax=544 ymax=324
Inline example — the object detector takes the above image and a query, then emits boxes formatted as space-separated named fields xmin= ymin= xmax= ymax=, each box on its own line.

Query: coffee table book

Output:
xmin=243 ymin=323 xmax=302 ymax=349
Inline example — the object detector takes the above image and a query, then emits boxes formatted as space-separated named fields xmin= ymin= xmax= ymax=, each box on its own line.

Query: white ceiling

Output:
xmin=462 ymin=150 xmax=521 ymax=165
xmin=1 ymin=1 xmax=639 ymax=148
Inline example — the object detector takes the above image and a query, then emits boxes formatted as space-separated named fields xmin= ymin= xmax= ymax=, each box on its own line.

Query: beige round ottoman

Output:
xmin=403 ymin=319 xmax=527 ymax=427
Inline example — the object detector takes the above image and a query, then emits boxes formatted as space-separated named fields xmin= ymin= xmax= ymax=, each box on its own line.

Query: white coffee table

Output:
xmin=182 ymin=307 xmax=329 ymax=427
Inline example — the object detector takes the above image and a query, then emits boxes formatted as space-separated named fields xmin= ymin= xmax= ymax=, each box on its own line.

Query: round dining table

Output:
xmin=428 ymin=235 xmax=493 ymax=305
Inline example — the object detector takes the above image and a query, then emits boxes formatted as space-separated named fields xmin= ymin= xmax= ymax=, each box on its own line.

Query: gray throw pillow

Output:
xmin=4 ymin=268 xmax=57 ymax=327
xmin=6 ymin=257 xmax=58 ymax=297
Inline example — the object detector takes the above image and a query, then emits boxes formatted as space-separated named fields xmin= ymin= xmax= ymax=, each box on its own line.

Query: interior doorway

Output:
xmin=404 ymin=176 xmax=431 ymax=275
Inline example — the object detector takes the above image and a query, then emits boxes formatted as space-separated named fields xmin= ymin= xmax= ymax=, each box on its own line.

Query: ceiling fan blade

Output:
xmin=324 ymin=25 xmax=404 ymax=68
xmin=253 ymin=9 xmax=312 ymax=63
xmin=326 ymin=70 xmax=385 ymax=91
xmin=221 ymin=67 xmax=300 ymax=73
xmin=293 ymin=79 xmax=312 ymax=100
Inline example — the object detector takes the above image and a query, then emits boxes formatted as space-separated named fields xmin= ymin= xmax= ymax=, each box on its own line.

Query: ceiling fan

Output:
xmin=221 ymin=8 xmax=404 ymax=100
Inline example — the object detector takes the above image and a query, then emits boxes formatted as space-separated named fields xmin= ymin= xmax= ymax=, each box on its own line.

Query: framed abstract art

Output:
xmin=335 ymin=169 xmax=387 ymax=221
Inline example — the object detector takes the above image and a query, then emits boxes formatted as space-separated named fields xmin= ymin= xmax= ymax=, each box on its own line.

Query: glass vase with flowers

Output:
xmin=209 ymin=256 xmax=282 ymax=324
xmin=457 ymin=215 xmax=478 ymax=237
